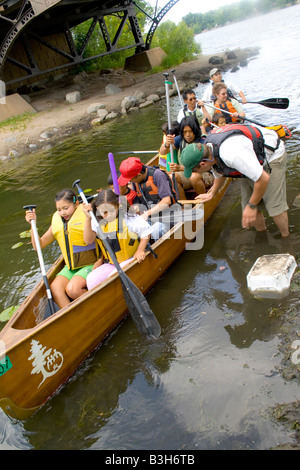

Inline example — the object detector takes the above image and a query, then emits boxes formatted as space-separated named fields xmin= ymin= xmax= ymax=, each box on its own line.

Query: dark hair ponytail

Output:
xmin=92 ymin=189 xmax=120 ymax=221
xmin=55 ymin=189 xmax=77 ymax=204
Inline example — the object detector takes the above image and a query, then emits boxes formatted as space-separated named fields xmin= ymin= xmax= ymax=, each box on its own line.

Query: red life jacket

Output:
xmin=205 ymin=124 xmax=275 ymax=178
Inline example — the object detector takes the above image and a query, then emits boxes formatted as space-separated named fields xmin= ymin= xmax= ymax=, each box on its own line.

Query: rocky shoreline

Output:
xmin=0 ymin=47 xmax=259 ymax=161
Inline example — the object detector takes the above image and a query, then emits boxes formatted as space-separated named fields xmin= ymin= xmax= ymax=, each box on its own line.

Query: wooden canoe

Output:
xmin=0 ymin=158 xmax=231 ymax=420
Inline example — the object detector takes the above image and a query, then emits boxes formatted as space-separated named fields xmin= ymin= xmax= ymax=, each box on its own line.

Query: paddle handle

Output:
xmin=23 ymin=205 xmax=56 ymax=315
xmin=203 ymin=101 xmax=267 ymax=127
xmin=108 ymin=152 xmax=120 ymax=195
xmin=171 ymin=70 xmax=184 ymax=109
xmin=164 ymin=73 xmax=175 ymax=165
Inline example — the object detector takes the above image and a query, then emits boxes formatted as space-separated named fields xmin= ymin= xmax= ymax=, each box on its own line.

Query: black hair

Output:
xmin=212 ymin=113 xmax=225 ymax=125
xmin=92 ymin=188 xmax=130 ymax=221
xmin=182 ymin=89 xmax=196 ymax=101
xmin=179 ymin=115 xmax=202 ymax=141
xmin=55 ymin=188 xmax=77 ymax=204
xmin=162 ymin=120 xmax=180 ymax=136
xmin=107 ymin=170 xmax=121 ymax=186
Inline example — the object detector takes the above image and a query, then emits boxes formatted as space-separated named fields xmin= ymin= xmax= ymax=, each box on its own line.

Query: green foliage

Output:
xmin=71 ymin=0 xmax=153 ymax=72
xmin=182 ymin=0 xmax=296 ymax=33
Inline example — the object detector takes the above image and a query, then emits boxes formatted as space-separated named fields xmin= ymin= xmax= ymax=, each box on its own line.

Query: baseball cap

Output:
xmin=118 ymin=157 xmax=143 ymax=185
xmin=181 ymin=143 xmax=205 ymax=178
xmin=210 ymin=68 xmax=221 ymax=78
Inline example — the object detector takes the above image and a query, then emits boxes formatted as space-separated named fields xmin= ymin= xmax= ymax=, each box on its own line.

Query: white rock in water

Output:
xmin=247 ymin=253 xmax=297 ymax=299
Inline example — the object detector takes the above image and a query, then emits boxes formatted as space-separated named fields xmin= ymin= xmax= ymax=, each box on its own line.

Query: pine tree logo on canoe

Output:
xmin=28 ymin=339 xmax=64 ymax=388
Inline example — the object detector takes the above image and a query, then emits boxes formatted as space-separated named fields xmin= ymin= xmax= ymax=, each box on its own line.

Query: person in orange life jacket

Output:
xmin=177 ymin=89 xmax=211 ymax=127
xmin=180 ymin=124 xmax=289 ymax=238
xmin=208 ymin=82 xmax=245 ymax=123
xmin=159 ymin=115 xmax=212 ymax=199
xmin=202 ymin=68 xmax=247 ymax=104
xmin=107 ymin=170 xmax=139 ymax=206
xmin=25 ymin=189 xmax=98 ymax=308
xmin=82 ymin=189 xmax=152 ymax=290
xmin=118 ymin=157 xmax=176 ymax=240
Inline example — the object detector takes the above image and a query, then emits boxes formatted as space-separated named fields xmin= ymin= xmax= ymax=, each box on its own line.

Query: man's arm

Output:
xmin=242 ymin=169 xmax=270 ymax=229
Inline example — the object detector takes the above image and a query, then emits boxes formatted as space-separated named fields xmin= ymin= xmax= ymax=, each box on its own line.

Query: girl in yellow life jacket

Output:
xmin=82 ymin=189 xmax=152 ymax=291
xmin=25 ymin=189 xmax=99 ymax=308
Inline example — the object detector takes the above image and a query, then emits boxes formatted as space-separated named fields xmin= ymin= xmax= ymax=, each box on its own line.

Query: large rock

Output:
xmin=121 ymin=96 xmax=138 ymax=111
xmin=87 ymin=103 xmax=106 ymax=114
xmin=65 ymin=91 xmax=81 ymax=104
xmin=105 ymin=84 xmax=121 ymax=95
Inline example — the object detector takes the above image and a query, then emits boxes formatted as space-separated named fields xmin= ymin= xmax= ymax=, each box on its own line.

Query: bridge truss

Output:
xmin=0 ymin=0 xmax=180 ymax=88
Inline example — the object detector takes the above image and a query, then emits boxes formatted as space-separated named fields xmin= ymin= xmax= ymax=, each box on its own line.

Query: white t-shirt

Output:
xmin=211 ymin=126 xmax=285 ymax=182
xmin=202 ymin=80 xmax=242 ymax=103
xmin=92 ymin=213 xmax=153 ymax=239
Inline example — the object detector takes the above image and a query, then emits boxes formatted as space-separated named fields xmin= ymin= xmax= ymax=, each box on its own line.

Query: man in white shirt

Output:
xmin=177 ymin=89 xmax=211 ymax=125
xmin=202 ymin=68 xmax=247 ymax=104
xmin=180 ymin=125 xmax=289 ymax=238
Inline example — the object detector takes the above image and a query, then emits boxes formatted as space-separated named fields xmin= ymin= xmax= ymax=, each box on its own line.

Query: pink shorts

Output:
xmin=86 ymin=258 xmax=134 ymax=290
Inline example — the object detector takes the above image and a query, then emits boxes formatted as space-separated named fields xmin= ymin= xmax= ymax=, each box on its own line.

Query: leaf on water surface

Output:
xmin=19 ymin=230 xmax=31 ymax=238
xmin=0 ymin=305 xmax=19 ymax=322
xmin=11 ymin=242 xmax=23 ymax=249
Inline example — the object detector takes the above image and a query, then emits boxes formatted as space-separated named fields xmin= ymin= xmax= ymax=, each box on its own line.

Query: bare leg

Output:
xmin=65 ymin=275 xmax=88 ymax=300
xmin=252 ymin=210 xmax=267 ymax=231
xmin=273 ymin=211 xmax=289 ymax=237
xmin=174 ymin=173 xmax=186 ymax=200
xmin=50 ymin=275 xmax=71 ymax=308
xmin=190 ymin=173 xmax=206 ymax=195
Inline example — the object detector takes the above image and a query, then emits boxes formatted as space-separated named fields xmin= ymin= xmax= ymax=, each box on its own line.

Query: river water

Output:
xmin=0 ymin=5 xmax=299 ymax=451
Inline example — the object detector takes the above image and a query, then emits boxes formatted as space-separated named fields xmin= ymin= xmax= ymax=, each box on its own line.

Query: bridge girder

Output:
xmin=0 ymin=0 xmax=181 ymax=89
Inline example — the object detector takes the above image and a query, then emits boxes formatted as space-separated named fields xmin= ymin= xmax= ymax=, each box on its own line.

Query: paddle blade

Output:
xmin=119 ymin=274 xmax=161 ymax=339
xmin=261 ymin=98 xmax=289 ymax=109
xmin=248 ymin=98 xmax=289 ymax=109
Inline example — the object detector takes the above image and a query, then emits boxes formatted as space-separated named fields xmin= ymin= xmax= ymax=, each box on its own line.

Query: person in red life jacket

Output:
xmin=118 ymin=157 xmax=177 ymax=240
xmin=209 ymin=82 xmax=246 ymax=124
xmin=107 ymin=170 xmax=139 ymax=206
xmin=180 ymin=124 xmax=289 ymax=238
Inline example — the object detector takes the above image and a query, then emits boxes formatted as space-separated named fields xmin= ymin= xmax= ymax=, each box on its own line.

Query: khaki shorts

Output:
xmin=240 ymin=151 xmax=289 ymax=217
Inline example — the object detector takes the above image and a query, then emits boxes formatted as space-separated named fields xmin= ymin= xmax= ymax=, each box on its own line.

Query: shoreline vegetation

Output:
xmin=0 ymin=47 xmax=259 ymax=162
xmin=182 ymin=0 xmax=298 ymax=34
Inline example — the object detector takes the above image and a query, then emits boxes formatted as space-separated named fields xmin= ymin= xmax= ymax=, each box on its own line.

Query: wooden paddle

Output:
xmin=242 ymin=98 xmax=289 ymax=109
xmin=23 ymin=205 xmax=59 ymax=317
xmin=73 ymin=179 xmax=161 ymax=340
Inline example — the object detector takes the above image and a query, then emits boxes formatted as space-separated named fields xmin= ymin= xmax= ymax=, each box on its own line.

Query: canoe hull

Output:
xmin=0 ymin=178 xmax=231 ymax=419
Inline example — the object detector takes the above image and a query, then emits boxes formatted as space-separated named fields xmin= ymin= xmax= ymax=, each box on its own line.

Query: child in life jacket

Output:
xmin=25 ymin=189 xmax=99 ymax=308
xmin=82 ymin=189 xmax=152 ymax=291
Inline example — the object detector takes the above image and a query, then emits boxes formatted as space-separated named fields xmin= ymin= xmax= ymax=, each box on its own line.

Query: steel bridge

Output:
xmin=0 ymin=0 xmax=180 ymax=89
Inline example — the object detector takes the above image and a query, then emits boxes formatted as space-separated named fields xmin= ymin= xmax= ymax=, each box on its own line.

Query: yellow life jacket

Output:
xmin=99 ymin=215 xmax=139 ymax=264
xmin=51 ymin=204 xmax=100 ymax=270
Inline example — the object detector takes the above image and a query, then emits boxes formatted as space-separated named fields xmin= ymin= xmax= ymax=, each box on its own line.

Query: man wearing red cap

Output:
xmin=118 ymin=157 xmax=177 ymax=239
